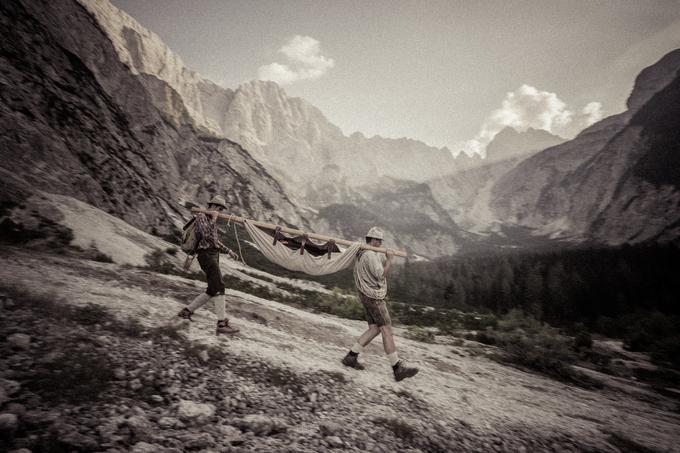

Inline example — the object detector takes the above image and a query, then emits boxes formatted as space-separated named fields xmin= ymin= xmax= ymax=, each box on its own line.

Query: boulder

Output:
xmin=0 ymin=413 xmax=19 ymax=433
xmin=158 ymin=416 xmax=179 ymax=429
xmin=239 ymin=414 xmax=288 ymax=436
xmin=131 ymin=441 xmax=164 ymax=453
xmin=0 ymin=379 xmax=21 ymax=396
xmin=7 ymin=334 xmax=31 ymax=349
xmin=126 ymin=415 xmax=153 ymax=441
xmin=319 ymin=421 xmax=343 ymax=437
xmin=176 ymin=400 xmax=216 ymax=420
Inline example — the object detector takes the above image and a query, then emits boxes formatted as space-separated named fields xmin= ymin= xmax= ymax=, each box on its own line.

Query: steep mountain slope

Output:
xmin=428 ymin=158 xmax=525 ymax=231
xmin=0 ymin=0 xmax=306 ymax=237
xmin=310 ymin=177 xmax=469 ymax=257
xmin=491 ymin=49 xmax=680 ymax=243
xmin=588 ymin=66 xmax=680 ymax=243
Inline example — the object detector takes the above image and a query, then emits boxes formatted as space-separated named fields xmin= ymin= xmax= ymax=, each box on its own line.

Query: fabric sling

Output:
xmin=243 ymin=220 xmax=361 ymax=276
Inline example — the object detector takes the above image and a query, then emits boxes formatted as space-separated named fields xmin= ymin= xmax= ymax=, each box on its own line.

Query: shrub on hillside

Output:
xmin=311 ymin=288 xmax=365 ymax=321
xmin=144 ymin=248 xmax=175 ymax=274
xmin=404 ymin=326 xmax=436 ymax=343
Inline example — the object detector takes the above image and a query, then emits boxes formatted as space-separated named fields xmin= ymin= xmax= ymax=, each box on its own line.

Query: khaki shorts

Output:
xmin=358 ymin=292 xmax=392 ymax=326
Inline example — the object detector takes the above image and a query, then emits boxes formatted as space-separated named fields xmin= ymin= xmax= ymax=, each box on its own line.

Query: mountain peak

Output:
xmin=238 ymin=79 xmax=287 ymax=94
xmin=485 ymin=127 xmax=564 ymax=162
xmin=627 ymin=48 xmax=680 ymax=112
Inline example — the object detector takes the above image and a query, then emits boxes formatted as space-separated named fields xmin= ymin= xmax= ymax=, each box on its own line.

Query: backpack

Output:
xmin=180 ymin=217 xmax=198 ymax=254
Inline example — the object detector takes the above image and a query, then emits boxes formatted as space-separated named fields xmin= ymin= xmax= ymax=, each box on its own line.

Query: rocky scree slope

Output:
xmin=0 ymin=0 xmax=306 ymax=238
xmin=491 ymin=49 xmax=680 ymax=244
xmin=2 ymin=242 xmax=680 ymax=452
xmin=1 ymin=198 xmax=679 ymax=452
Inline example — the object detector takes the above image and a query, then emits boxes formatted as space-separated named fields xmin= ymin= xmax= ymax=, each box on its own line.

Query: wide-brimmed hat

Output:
xmin=365 ymin=226 xmax=384 ymax=240
xmin=208 ymin=195 xmax=227 ymax=209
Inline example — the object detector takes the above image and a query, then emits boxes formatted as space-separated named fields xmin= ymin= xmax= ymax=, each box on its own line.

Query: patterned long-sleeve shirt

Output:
xmin=194 ymin=212 xmax=230 ymax=253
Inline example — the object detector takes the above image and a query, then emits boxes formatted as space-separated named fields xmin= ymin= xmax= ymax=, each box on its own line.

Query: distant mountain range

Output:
xmin=1 ymin=0 xmax=678 ymax=258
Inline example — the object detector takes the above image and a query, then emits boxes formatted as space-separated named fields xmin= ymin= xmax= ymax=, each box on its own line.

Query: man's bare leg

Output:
xmin=342 ymin=324 xmax=380 ymax=370
xmin=380 ymin=325 xmax=396 ymax=355
xmin=357 ymin=324 xmax=381 ymax=348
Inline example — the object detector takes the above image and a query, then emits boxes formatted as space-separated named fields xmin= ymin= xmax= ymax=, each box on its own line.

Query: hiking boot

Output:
xmin=341 ymin=353 xmax=365 ymax=370
xmin=178 ymin=307 xmax=193 ymax=321
xmin=393 ymin=361 xmax=419 ymax=382
xmin=216 ymin=319 xmax=239 ymax=335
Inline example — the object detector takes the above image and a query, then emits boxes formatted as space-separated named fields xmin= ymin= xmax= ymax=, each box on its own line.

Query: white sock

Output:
xmin=212 ymin=294 xmax=226 ymax=320
xmin=187 ymin=293 xmax=210 ymax=312
xmin=350 ymin=342 xmax=364 ymax=354
xmin=387 ymin=352 xmax=400 ymax=367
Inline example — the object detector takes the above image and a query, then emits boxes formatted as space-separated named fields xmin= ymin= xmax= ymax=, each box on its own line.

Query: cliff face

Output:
xmin=0 ymin=0 xmax=306 ymax=237
xmin=490 ymin=49 xmax=680 ymax=244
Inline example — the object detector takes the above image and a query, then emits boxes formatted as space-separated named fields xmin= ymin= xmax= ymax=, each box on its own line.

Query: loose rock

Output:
xmin=326 ymin=435 xmax=343 ymax=448
xmin=158 ymin=416 xmax=179 ymax=429
xmin=0 ymin=379 xmax=21 ymax=396
xmin=239 ymin=414 xmax=288 ymax=436
xmin=7 ymin=334 xmax=31 ymax=349
xmin=176 ymin=400 xmax=216 ymax=420
xmin=319 ymin=421 xmax=343 ymax=437
xmin=131 ymin=441 xmax=164 ymax=453
xmin=126 ymin=415 xmax=153 ymax=441
xmin=0 ymin=413 xmax=19 ymax=433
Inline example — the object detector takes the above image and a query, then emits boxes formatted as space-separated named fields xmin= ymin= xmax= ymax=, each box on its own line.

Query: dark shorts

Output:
xmin=197 ymin=249 xmax=225 ymax=296
xmin=358 ymin=292 xmax=392 ymax=327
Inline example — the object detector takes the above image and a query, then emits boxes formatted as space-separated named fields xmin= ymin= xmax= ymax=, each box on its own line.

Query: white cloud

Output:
xmin=581 ymin=101 xmax=603 ymax=127
xmin=258 ymin=35 xmax=335 ymax=85
xmin=460 ymin=84 xmax=604 ymax=157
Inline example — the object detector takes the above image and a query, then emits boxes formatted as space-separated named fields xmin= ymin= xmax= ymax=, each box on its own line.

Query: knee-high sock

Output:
xmin=212 ymin=294 xmax=226 ymax=320
xmin=187 ymin=293 xmax=211 ymax=312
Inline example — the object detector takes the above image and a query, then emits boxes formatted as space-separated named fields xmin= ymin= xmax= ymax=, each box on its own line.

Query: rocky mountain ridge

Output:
xmin=78 ymin=0 xmax=483 ymax=198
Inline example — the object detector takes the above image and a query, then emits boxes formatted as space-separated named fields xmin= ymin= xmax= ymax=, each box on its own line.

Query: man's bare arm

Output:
xmin=383 ymin=249 xmax=395 ymax=277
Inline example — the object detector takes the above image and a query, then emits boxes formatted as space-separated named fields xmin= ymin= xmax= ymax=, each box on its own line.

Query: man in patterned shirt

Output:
xmin=178 ymin=195 xmax=240 ymax=335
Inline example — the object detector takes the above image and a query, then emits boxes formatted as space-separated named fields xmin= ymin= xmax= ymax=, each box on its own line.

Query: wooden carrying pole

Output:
xmin=191 ymin=208 xmax=408 ymax=258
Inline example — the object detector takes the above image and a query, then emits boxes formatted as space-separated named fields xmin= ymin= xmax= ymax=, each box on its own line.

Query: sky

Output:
xmin=111 ymin=0 xmax=680 ymax=155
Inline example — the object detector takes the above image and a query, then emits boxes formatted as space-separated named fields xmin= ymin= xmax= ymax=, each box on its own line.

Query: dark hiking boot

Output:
xmin=216 ymin=319 xmax=240 ymax=335
xmin=178 ymin=307 xmax=193 ymax=321
xmin=341 ymin=353 xmax=365 ymax=370
xmin=393 ymin=361 xmax=419 ymax=382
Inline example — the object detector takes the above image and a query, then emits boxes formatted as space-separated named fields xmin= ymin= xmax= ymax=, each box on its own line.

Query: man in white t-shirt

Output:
xmin=341 ymin=227 xmax=419 ymax=382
